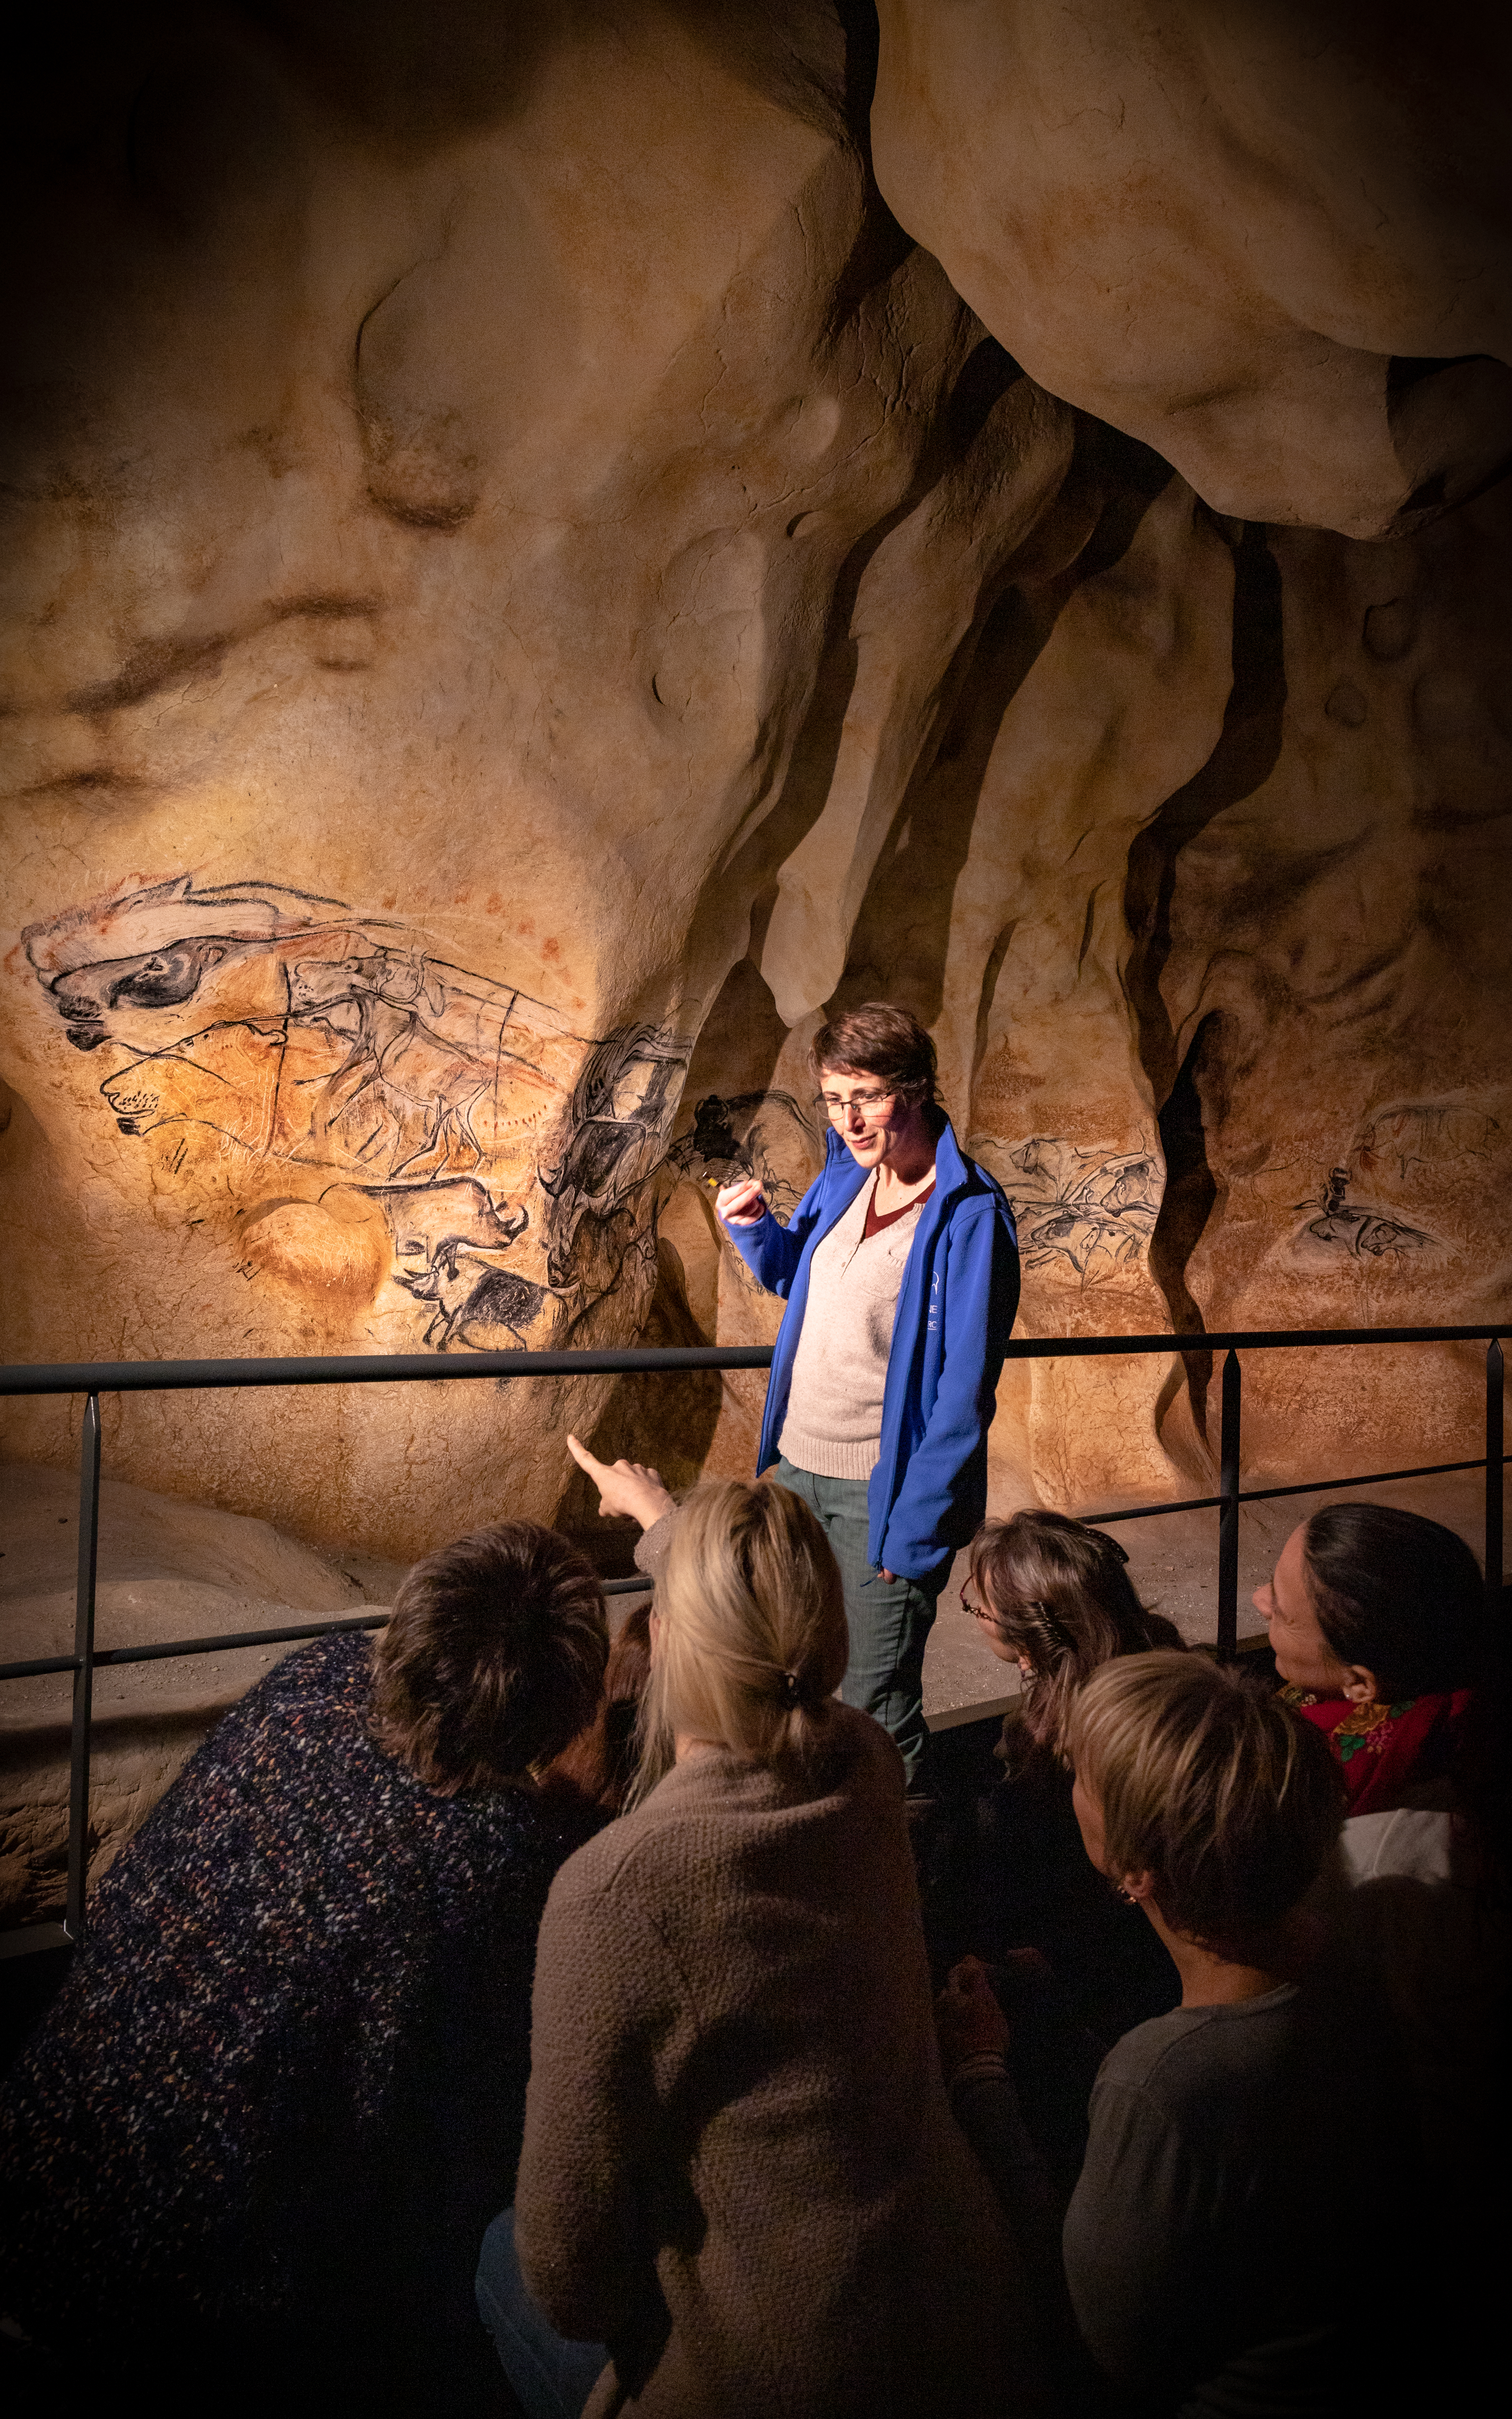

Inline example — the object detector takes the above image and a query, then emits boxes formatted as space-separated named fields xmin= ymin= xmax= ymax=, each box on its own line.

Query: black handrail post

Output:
xmin=1487 ymin=1338 xmax=1504 ymax=1622
xmin=65 ymin=1392 xmax=101 ymax=1942
xmin=1217 ymin=1350 xmax=1241 ymax=1659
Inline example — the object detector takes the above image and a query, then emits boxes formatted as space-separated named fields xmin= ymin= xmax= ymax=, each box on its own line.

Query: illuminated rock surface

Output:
xmin=1 ymin=5 xmax=1507 ymax=1908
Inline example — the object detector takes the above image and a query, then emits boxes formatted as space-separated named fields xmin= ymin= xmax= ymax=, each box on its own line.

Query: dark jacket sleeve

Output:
xmin=948 ymin=2060 xmax=1065 ymax=2299
xmin=878 ymin=1199 xmax=1019 ymax=1581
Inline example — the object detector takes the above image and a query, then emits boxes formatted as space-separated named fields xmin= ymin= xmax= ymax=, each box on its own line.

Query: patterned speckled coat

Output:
xmin=0 ymin=1633 xmax=602 ymax=2370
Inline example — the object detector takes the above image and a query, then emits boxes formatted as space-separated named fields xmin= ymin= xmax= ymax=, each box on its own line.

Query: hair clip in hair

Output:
xmin=781 ymin=1669 xmax=802 ymax=1707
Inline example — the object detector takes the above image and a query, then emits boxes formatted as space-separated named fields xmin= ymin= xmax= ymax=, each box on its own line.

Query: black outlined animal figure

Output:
xmin=397 ymin=1236 xmax=558 ymax=1351
xmin=666 ymin=1088 xmax=818 ymax=1220
xmin=26 ymin=880 xmax=706 ymax=1354
xmin=987 ymin=1136 xmax=1161 ymax=1279
xmin=1294 ymin=1166 xmax=1431 ymax=1260
xmin=539 ymin=1025 xmax=690 ymax=1284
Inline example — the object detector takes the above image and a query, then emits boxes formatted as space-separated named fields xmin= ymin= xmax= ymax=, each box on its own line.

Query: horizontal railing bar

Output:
xmin=1076 ymin=1452 xmax=1505 ymax=1530
xmin=0 ymin=1920 xmax=71 ymax=1960
xmin=1233 ymin=1454 xmax=1500 ymax=1507
xmin=0 ymin=1324 xmax=1503 ymax=1398
xmin=0 ymin=1573 xmax=655 ymax=1683
xmin=102 ymin=1611 xmax=389 ymax=1666
xmin=4 ymin=1446 xmax=1498 ymax=1684
xmin=0 ymin=1344 xmax=777 ymax=1397
xmin=1009 ymin=1324 xmax=1502 ymax=1358
xmin=1076 ymin=1495 xmax=1224 ymax=1524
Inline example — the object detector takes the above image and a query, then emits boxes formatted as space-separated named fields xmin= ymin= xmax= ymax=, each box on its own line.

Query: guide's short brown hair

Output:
xmin=1067 ymin=1651 xmax=1344 ymax=1947
xmin=809 ymin=1002 xmax=940 ymax=1108
xmin=369 ymin=1522 xmax=607 ymax=1794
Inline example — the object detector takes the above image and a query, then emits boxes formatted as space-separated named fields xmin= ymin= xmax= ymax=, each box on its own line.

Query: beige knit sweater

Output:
xmin=779 ymin=1174 xmax=928 ymax=1482
xmin=514 ymin=1704 xmax=1036 ymax=2417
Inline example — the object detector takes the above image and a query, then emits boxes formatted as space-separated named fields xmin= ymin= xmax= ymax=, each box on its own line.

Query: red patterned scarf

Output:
xmin=1280 ymin=1684 xmax=1473 ymax=1814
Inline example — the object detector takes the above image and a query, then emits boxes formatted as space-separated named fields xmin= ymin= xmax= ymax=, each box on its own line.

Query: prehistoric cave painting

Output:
xmin=24 ymin=879 xmax=691 ymax=1350
xmin=666 ymin=1088 xmax=820 ymax=1222
xmin=976 ymin=1135 xmax=1162 ymax=1280
xmin=1354 ymin=1103 xmax=1499 ymax=1181
xmin=1291 ymin=1166 xmax=1433 ymax=1262
xmin=540 ymin=1025 xmax=691 ymax=1288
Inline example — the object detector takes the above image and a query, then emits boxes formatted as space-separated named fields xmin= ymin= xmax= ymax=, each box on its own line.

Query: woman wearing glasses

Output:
xmin=714 ymin=1003 xmax=1019 ymax=1784
xmin=962 ymin=1510 xmax=1186 ymax=2039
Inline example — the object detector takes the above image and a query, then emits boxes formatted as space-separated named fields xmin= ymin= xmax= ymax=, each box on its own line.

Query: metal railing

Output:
xmin=1 ymin=1324 xmax=1503 ymax=1945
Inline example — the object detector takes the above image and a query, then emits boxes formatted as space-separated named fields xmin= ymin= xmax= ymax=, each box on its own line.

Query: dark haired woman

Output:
xmin=962 ymin=1510 xmax=1185 ymax=2041
xmin=969 ymin=1507 xmax=1185 ymax=1760
xmin=715 ymin=1002 xmax=1019 ymax=1782
xmin=0 ymin=1523 xmax=612 ymax=2412
xmin=1254 ymin=1502 xmax=1479 ymax=1813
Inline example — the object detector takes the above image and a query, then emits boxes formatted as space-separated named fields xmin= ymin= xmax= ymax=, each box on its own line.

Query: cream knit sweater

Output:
xmin=513 ymin=1702 xmax=1036 ymax=2417
xmin=779 ymin=1175 xmax=928 ymax=1483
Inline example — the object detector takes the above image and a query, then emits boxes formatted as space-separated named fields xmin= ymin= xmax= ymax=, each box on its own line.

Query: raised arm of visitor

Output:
xmin=566 ymin=1434 xmax=675 ymax=1533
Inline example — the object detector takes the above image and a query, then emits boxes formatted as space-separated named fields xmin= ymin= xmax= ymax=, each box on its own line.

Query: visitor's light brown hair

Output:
xmin=1066 ymin=1651 xmax=1345 ymax=1947
xmin=369 ymin=1522 xmax=608 ymax=1794
xmin=809 ymin=1002 xmax=941 ymax=1114
xmin=632 ymin=1477 xmax=849 ymax=1802
xmin=972 ymin=1509 xmax=1184 ymax=1758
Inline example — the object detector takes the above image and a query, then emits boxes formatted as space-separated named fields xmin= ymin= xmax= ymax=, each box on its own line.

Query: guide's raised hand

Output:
xmin=713 ymin=1173 xmax=766 ymax=1227
xmin=566 ymin=1433 xmax=676 ymax=1533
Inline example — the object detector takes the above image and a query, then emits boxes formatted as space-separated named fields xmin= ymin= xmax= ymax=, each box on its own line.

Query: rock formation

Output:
xmin=872 ymin=0 xmax=1512 ymax=537
xmin=2 ymin=2 xmax=1508 ymax=1896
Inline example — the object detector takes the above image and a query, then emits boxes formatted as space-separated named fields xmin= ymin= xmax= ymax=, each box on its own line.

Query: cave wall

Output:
xmin=2 ymin=0 xmax=1509 ymax=1573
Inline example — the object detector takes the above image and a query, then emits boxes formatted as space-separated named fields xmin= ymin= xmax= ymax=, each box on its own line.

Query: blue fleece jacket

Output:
xmin=726 ymin=1121 xmax=1019 ymax=1587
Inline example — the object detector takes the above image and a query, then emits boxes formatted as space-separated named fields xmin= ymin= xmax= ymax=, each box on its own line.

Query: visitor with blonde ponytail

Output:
xmin=476 ymin=1440 xmax=1032 ymax=2419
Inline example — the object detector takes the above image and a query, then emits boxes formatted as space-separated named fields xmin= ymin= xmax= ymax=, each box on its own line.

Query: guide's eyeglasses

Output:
xmin=817 ymin=1088 xmax=894 ymax=1124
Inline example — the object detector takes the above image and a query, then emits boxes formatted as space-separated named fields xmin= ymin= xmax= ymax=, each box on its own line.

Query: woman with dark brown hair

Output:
xmin=967 ymin=1508 xmax=1184 ymax=1763
xmin=1253 ymin=1501 xmax=1480 ymax=1813
xmin=715 ymin=1001 xmax=1019 ymax=1783
xmin=962 ymin=1510 xmax=1186 ymax=2040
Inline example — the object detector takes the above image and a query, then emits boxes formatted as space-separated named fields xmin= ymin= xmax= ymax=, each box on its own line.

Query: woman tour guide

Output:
xmin=715 ymin=1003 xmax=1019 ymax=1782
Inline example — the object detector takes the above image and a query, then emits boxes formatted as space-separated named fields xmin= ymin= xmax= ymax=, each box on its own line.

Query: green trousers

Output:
xmin=773 ymin=1456 xmax=939 ymax=1783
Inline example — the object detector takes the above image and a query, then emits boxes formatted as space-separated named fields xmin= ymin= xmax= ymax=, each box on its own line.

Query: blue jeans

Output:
xmin=773 ymin=1457 xmax=939 ymax=1782
xmin=475 ymin=2208 xmax=608 ymax=2419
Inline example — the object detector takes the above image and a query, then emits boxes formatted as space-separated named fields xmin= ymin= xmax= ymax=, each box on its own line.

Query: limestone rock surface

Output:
xmin=0 ymin=1461 xmax=400 ymax=1925
xmin=872 ymin=0 xmax=1512 ymax=535
xmin=1 ymin=0 xmax=1507 ymax=1733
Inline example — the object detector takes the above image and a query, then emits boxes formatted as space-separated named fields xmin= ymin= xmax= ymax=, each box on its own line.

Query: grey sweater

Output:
xmin=515 ymin=1702 xmax=1037 ymax=2418
xmin=954 ymin=1985 xmax=1378 ymax=2415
